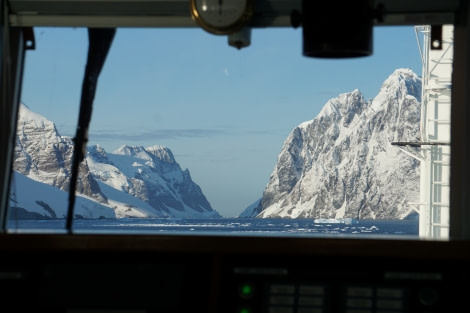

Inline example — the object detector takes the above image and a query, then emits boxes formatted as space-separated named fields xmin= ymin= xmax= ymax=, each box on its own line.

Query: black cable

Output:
xmin=66 ymin=28 xmax=116 ymax=233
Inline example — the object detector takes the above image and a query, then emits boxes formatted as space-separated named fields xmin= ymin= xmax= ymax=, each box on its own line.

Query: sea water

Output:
xmin=7 ymin=217 xmax=419 ymax=238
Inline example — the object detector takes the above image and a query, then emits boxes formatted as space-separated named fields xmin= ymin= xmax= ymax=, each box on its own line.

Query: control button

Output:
xmin=268 ymin=306 xmax=294 ymax=313
xmin=376 ymin=288 xmax=404 ymax=298
xmin=239 ymin=283 xmax=255 ymax=299
xmin=269 ymin=295 xmax=295 ymax=305
xmin=299 ymin=285 xmax=325 ymax=296
xmin=346 ymin=287 xmax=373 ymax=297
xmin=270 ymin=284 xmax=296 ymax=294
xmin=346 ymin=298 xmax=373 ymax=308
xmin=376 ymin=299 xmax=403 ymax=309
xmin=298 ymin=296 xmax=324 ymax=306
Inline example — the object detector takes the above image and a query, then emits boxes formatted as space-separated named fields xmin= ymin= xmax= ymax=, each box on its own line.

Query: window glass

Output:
xmin=8 ymin=25 xmax=450 ymax=239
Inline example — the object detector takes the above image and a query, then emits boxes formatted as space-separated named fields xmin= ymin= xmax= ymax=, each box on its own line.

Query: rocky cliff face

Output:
xmin=87 ymin=144 xmax=221 ymax=218
xmin=250 ymin=68 xmax=422 ymax=220
xmin=14 ymin=104 xmax=108 ymax=204
xmin=12 ymin=104 xmax=221 ymax=219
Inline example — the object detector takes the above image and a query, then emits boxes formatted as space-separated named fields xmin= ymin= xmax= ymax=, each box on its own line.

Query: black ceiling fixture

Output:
xmin=301 ymin=0 xmax=385 ymax=58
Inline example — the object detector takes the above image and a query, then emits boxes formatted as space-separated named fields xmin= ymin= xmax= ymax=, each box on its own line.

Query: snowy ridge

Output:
xmin=87 ymin=144 xmax=220 ymax=218
xmin=242 ymin=68 xmax=422 ymax=220
xmin=12 ymin=105 xmax=221 ymax=219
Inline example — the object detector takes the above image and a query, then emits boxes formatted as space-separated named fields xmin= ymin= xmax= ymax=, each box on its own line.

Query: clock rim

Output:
xmin=189 ymin=0 xmax=255 ymax=35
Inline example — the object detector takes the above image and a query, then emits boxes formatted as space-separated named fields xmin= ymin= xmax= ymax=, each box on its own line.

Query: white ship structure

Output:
xmin=394 ymin=25 xmax=453 ymax=239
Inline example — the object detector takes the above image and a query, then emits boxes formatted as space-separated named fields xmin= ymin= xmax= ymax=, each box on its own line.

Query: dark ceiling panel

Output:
xmin=6 ymin=0 xmax=459 ymax=28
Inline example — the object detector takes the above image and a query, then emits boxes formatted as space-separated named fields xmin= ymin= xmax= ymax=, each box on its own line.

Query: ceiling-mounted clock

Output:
xmin=190 ymin=0 xmax=255 ymax=35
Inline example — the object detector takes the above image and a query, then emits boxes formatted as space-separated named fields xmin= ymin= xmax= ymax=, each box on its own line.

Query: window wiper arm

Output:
xmin=66 ymin=28 xmax=116 ymax=234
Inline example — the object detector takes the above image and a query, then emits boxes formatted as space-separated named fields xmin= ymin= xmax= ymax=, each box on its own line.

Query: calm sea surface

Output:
xmin=7 ymin=218 xmax=419 ymax=239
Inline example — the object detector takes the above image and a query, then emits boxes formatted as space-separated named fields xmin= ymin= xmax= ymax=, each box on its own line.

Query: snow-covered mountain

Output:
xmin=241 ymin=68 xmax=422 ymax=220
xmin=12 ymin=68 xmax=422 ymax=221
xmin=11 ymin=104 xmax=221 ymax=219
xmin=9 ymin=171 xmax=116 ymax=220
xmin=87 ymin=144 xmax=220 ymax=218
xmin=14 ymin=104 xmax=108 ymax=204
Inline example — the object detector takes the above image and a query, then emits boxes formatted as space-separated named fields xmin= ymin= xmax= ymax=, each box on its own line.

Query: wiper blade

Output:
xmin=66 ymin=28 xmax=116 ymax=234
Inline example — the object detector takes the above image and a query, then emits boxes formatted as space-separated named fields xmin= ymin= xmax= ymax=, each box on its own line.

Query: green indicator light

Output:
xmin=241 ymin=284 xmax=253 ymax=296
xmin=239 ymin=308 xmax=251 ymax=313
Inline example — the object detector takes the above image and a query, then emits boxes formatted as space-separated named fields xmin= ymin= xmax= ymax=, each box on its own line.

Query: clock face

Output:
xmin=190 ymin=0 xmax=253 ymax=35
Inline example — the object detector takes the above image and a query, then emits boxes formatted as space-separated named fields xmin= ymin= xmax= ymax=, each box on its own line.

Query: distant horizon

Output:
xmin=20 ymin=25 xmax=424 ymax=217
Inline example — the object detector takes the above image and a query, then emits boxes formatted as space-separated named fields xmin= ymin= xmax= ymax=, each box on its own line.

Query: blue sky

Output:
xmin=20 ymin=25 xmax=423 ymax=217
